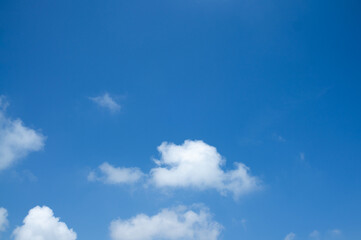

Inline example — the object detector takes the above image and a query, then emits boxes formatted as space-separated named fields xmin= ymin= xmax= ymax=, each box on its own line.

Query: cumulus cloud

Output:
xmin=88 ymin=162 xmax=144 ymax=184
xmin=110 ymin=205 xmax=222 ymax=240
xmin=0 ymin=97 xmax=45 ymax=171
xmin=12 ymin=206 xmax=77 ymax=240
xmin=0 ymin=207 xmax=8 ymax=232
xmin=90 ymin=140 xmax=260 ymax=199
xmin=90 ymin=93 xmax=120 ymax=113
xmin=150 ymin=140 xmax=260 ymax=198
xmin=284 ymin=232 xmax=296 ymax=240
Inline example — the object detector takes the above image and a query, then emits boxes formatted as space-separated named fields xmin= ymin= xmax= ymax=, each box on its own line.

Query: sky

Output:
xmin=0 ymin=0 xmax=361 ymax=239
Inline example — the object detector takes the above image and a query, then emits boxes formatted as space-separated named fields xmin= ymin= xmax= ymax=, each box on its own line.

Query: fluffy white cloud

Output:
xmin=150 ymin=140 xmax=260 ymax=198
xmin=110 ymin=205 xmax=222 ymax=240
xmin=88 ymin=162 xmax=143 ymax=184
xmin=0 ymin=207 xmax=8 ymax=232
xmin=90 ymin=93 xmax=120 ymax=112
xmin=90 ymin=140 xmax=260 ymax=198
xmin=13 ymin=206 xmax=77 ymax=240
xmin=284 ymin=232 xmax=296 ymax=240
xmin=0 ymin=97 xmax=45 ymax=171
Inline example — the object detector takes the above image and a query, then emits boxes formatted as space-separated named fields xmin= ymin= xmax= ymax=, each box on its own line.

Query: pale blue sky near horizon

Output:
xmin=0 ymin=0 xmax=361 ymax=239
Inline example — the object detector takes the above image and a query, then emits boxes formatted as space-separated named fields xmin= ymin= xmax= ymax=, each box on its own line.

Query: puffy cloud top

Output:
xmin=0 ymin=97 xmax=45 ymax=171
xmin=13 ymin=206 xmax=77 ymax=240
xmin=110 ymin=205 xmax=222 ymax=240
xmin=151 ymin=140 xmax=260 ymax=198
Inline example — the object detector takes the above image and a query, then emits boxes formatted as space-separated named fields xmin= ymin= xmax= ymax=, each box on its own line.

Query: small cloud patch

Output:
xmin=89 ymin=93 xmax=121 ymax=113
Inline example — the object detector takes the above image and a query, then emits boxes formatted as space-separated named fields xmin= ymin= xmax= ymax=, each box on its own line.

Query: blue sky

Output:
xmin=0 ymin=0 xmax=361 ymax=239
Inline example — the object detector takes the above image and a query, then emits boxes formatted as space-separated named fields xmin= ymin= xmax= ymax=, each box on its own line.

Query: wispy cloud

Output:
xmin=0 ymin=96 xmax=46 ymax=171
xmin=0 ymin=207 xmax=8 ymax=232
xmin=299 ymin=152 xmax=305 ymax=161
xmin=309 ymin=230 xmax=320 ymax=239
xmin=88 ymin=162 xmax=144 ymax=184
xmin=308 ymin=229 xmax=342 ymax=239
xmin=273 ymin=134 xmax=286 ymax=142
xmin=89 ymin=93 xmax=120 ymax=113
xmin=328 ymin=229 xmax=342 ymax=237
xmin=330 ymin=229 xmax=341 ymax=235
xmin=284 ymin=232 xmax=296 ymax=240
xmin=10 ymin=169 xmax=38 ymax=183
xmin=241 ymin=218 xmax=247 ymax=231
xmin=0 ymin=96 xmax=9 ymax=110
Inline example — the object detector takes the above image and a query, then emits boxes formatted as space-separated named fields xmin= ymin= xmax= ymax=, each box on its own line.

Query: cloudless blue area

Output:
xmin=1 ymin=0 xmax=361 ymax=239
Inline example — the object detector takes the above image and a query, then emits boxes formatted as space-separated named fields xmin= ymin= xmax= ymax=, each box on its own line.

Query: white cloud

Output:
xmin=0 ymin=97 xmax=45 ymax=171
xmin=88 ymin=162 xmax=143 ymax=184
xmin=90 ymin=140 xmax=261 ymax=199
xmin=13 ymin=206 xmax=77 ymax=240
xmin=0 ymin=207 xmax=8 ymax=232
xmin=110 ymin=205 xmax=222 ymax=240
xmin=284 ymin=232 xmax=296 ymax=240
xmin=90 ymin=93 xmax=120 ymax=113
xmin=150 ymin=140 xmax=260 ymax=198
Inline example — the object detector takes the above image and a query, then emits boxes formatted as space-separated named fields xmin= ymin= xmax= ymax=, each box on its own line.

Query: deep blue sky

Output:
xmin=1 ymin=0 xmax=361 ymax=239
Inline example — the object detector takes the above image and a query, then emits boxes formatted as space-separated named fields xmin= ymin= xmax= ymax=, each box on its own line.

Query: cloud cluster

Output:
xmin=0 ymin=98 xmax=45 ymax=171
xmin=0 ymin=95 xmax=260 ymax=240
xmin=0 ymin=207 xmax=8 ymax=232
xmin=13 ymin=206 xmax=77 ymax=240
xmin=90 ymin=93 xmax=121 ymax=113
xmin=88 ymin=162 xmax=143 ymax=184
xmin=90 ymin=140 xmax=260 ymax=198
xmin=110 ymin=205 xmax=222 ymax=240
